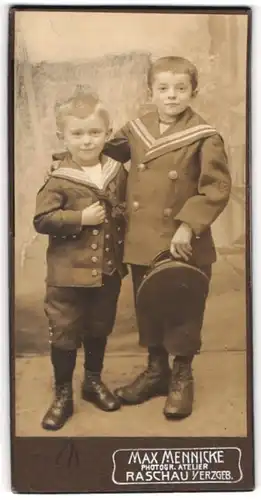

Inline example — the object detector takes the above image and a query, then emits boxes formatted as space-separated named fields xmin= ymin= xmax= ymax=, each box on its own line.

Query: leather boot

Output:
xmin=41 ymin=383 xmax=74 ymax=431
xmin=81 ymin=371 xmax=121 ymax=411
xmin=114 ymin=353 xmax=171 ymax=405
xmin=163 ymin=357 xmax=194 ymax=419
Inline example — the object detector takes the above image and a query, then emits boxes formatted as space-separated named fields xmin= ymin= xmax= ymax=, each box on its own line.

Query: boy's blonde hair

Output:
xmin=55 ymin=86 xmax=110 ymax=133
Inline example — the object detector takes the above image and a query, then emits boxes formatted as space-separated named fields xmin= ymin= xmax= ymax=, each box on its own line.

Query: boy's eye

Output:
xmin=91 ymin=129 xmax=102 ymax=136
xmin=159 ymin=86 xmax=168 ymax=91
xmin=71 ymin=130 xmax=83 ymax=136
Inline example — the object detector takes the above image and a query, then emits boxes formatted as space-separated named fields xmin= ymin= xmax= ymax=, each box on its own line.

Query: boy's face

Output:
xmin=151 ymin=71 xmax=194 ymax=121
xmin=62 ymin=113 xmax=109 ymax=166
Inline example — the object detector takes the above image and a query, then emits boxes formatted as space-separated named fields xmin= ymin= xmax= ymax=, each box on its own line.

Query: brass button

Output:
xmin=91 ymin=243 xmax=98 ymax=250
xmin=105 ymin=234 xmax=110 ymax=240
xmin=92 ymin=229 xmax=99 ymax=236
xmin=92 ymin=270 xmax=98 ymax=277
xmin=105 ymin=247 xmax=110 ymax=252
xmin=133 ymin=201 xmax=139 ymax=210
xmin=168 ymin=170 xmax=178 ymax=180
xmin=118 ymin=240 xmax=123 ymax=244
xmin=163 ymin=208 xmax=172 ymax=217
xmin=72 ymin=235 xmax=77 ymax=239
xmin=108 ymin=260 xmax=113 ymax=266
xmin=117 ymin=227 xmax=121 ymax=232
xmin=91 ymin=256 xmax=98 ymax=263
xmin=104 ymin=218 xmax=108 ymax=223
xmin=138 ymin=163 xmax=146 ymax=172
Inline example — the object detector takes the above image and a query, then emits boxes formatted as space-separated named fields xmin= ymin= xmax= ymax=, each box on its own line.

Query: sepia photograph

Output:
xmin=11 ymin=6 xmax=253 ymax=493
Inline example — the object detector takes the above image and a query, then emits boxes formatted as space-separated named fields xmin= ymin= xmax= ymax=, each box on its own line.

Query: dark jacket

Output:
xmin=33 ymin=154 xmax=128 ymax=287
xmin=104 ymin=106 xmax=232 ymax=267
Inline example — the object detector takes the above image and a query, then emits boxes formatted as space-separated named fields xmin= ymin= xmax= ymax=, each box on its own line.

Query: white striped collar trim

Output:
xmin=51 ymin=158 xmax=121 ymax=191
xmin=129 ymin=118 xmax=216 ymax=154
xmin=145 ymin=126 xmax=217 ymax=158
xmin=152 ymin=124 xmax=215 ymax=147
xmin=129 ymin=118 xmax=154 ymax=148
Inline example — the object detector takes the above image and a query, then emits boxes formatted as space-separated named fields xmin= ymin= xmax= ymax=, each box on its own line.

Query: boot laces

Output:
xmin=91 ymin=378 xmax=108 ymax=394
xmin=133 ymin=361 xmax=167 ymax=385
xmin=134 ymin=368 xmax=151 ymax=383
xmin=85 ymin=374 xmax=112 ymax=396
xmin=170 ymin=363 xmax=192 ymax=390
xmin=53 ymin=385 xmax=71 ymax=408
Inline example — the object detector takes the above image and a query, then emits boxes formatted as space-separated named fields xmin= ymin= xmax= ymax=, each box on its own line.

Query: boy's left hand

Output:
xmin=170 ymin=223 xmax=193 ymax=261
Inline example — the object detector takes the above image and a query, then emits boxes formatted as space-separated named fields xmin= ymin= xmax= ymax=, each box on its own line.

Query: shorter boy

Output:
xmin=33 ymin=89 xmax=127 ymax=431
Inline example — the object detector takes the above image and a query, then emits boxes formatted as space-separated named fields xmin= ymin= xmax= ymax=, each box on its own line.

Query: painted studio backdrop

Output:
xmin=14 ymin=11 xmax=248 ymax=437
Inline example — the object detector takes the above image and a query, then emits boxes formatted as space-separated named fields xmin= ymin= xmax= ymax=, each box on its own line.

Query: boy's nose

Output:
xmin=83 ymin=134 xmax=91 ymax=145
xmin=167 ymin=87 xmax=177 ymax=98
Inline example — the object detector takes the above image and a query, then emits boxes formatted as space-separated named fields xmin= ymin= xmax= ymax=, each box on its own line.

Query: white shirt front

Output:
xmin=81 ymin=162 xmax=103 ymax=189
xmin=159 ymin=122 xmax=171 ymax=135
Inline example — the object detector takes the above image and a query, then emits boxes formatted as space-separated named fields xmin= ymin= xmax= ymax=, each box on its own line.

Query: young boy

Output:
xmin=104 ymin=56 xmax=232 ymax=419
xmin=33 ymin=89 xmax=127 ymax=431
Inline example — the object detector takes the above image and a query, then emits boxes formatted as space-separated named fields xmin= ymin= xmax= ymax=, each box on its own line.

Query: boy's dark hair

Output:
xmin=147 ymin=56 xmax=198 ymax=91
xmin=55 ymin=86 xmax=110 ymax=132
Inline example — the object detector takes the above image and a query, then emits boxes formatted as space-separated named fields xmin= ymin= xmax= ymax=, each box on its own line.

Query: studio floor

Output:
xmin=15 ymin=252 xmax=248 ymax=437
xmin=15 ymin=350 xmax=246 ymax=438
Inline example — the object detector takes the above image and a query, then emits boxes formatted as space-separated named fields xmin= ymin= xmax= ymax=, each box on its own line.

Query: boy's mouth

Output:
xmin=80 ymin=148 xmax=96 ymax=152
xmin=165 ymin=102 xmax=180 ymax=106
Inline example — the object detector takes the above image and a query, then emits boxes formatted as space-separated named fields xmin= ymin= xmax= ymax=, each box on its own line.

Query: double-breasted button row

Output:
xmin=163 ymin=208 xmax=172 ymax=217
xmin=133 ymin=203 xmax=174 ymax=217
xmin=168 ymin=170 xmax=178 ymax=180
xmin=116 ymin=226 xmax=122 ymax=244
xmin=137 ymin=164 xmax=178 ymax=181
xmin=53 ymin=234 xmax=77 ymax=240
xmin=49 ymin=326 xmax=53 ymax=344
xmin=91 ymin=230 xmax=99 ymax=275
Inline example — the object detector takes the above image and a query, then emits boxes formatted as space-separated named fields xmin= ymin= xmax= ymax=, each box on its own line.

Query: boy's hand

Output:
xmin=170 ymin=223 xmax=193 ymax=261
xmin=81 ymin=202 xmax=106 ymax=226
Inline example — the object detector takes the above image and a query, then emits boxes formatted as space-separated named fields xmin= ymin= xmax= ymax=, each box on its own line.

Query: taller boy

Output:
xmin=107 ymin=56 xmax=231 ymax=418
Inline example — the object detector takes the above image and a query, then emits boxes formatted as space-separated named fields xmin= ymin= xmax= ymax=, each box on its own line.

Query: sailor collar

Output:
xmin=129 ymin=107 xmax=217 ymax=162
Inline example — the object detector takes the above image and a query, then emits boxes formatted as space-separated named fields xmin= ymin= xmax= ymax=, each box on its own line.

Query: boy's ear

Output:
xmin=106 ymin=127 xmax=113 ymax=140
xmin=56 ymin=130 xmax=64 ymax=140
xmin=192 ymin=88 xmax=199 ymax=98
xmin=147 ymin=87 xmax=153 ymax=101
